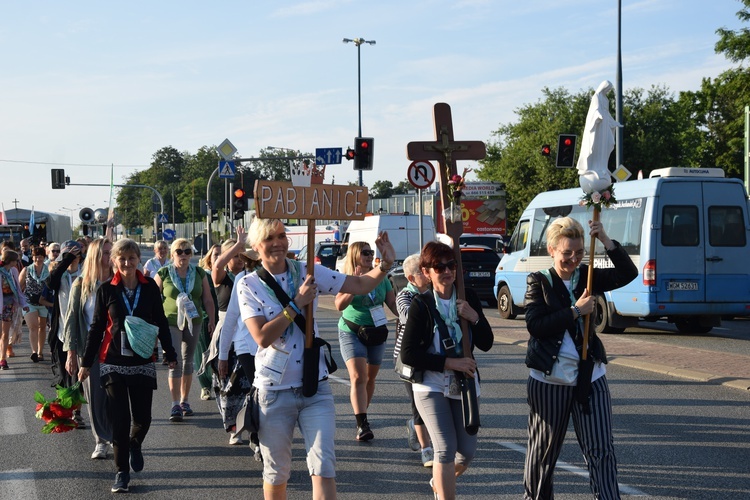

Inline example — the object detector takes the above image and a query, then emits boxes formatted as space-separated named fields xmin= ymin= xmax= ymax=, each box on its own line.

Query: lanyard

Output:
xmin=121 ymin=285 xmax=142 ymax=316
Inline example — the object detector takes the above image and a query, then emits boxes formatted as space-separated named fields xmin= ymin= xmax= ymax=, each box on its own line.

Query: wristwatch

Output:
xmin=379 ymin=260 xmax=392 ymax=273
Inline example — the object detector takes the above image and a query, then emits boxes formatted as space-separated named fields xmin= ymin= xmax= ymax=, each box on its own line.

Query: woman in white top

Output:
xmin=237 ymin=217 xmax=395 ymax=500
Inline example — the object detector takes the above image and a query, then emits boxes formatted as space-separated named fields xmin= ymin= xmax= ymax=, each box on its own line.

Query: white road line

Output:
xmin=0 ymin=468 xmax=38 ymax=500
xmin=329 ymin=374 xmax=351 ymax=386
xmin=0 ymin=407 xmax=27 ymax=436
xmin=496 ymin=441 xmax=648 ymax=497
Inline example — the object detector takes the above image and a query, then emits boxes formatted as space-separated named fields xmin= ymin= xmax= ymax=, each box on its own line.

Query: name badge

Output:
xmin=258 ymin=344 xmax=291 ymax=384
xmin=369 ymin=305 xmax=388 ymax=327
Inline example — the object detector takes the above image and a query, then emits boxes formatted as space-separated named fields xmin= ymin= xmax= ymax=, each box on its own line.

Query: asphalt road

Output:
xmin=1 ymin=298 xmax=749 ymax=499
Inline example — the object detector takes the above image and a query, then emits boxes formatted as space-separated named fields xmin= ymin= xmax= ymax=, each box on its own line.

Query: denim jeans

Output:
xmin=257 ymin=380 xmax=336 ymax=485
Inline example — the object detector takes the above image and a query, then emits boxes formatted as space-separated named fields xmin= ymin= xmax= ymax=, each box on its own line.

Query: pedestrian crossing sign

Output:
xmin=219 ymin=160 xmax=236 ymax=179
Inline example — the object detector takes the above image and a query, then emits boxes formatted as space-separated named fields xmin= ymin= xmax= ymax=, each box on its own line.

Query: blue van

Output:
xmin=494 ymin=167 xmax=750 ymax=333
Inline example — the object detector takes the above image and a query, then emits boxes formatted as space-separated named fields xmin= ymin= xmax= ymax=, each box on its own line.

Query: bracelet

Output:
xmin=289 ymin=301 xmax=302 ymax=315
xmin=573 ymin=305 xmax=582 ymax=319
xmin=281 ymin=308 xmax=294 ymax=323
xmin=473 ymin=317 xmax=480 ymax=326
xmin=379 ymin=260 xmax=392 ymax=273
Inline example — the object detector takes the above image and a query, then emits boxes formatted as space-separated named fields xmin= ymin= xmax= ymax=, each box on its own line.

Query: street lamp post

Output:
xmin=343 ymin=37 xmax=376 ymax=187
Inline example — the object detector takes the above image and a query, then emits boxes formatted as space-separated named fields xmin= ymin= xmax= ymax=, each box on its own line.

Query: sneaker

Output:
xmin=200 ymin=387 xmax=213 ymax=400
xmin=355 ymin=421 xmax=374 ymax=442
xmin=74 ymin=411 xmax=86 ymax=429
xmin=228 ymin=431 xmax=243 ymax=445
xmin=169 ymin=404 xmax=183 ymax=422
xmin=407 ymin=418 xmax=420 ymax=451
xmin=421 ymin=447 xmax=434 ymax=468
xmin=180 ymin=402 xmax=194 ymax=416
xmin=0 ymin=360 xmax=8 ymax=370
xmin=91 ymin=442 xmax=109 ymax=459
xmin=111 ymin=471 xmax=130 ymax=493
xmin=30 ymin=352 xmax=39 ymax=363
xmin=129 ymin=442 xmax=144 ymax=472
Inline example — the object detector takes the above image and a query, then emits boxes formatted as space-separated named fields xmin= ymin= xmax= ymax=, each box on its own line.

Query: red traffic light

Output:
xmin=345 ymin=148 xmax=356 ymax=160
xmin=563 ymin=138 xmax=572 ymax=146
xmin=541 ymin=144 xmax=551 ymax=156
xmin=360 ymin=140 xmax=370 ymax=149
xmin=234 ymin=188 xmax=245 ymax=198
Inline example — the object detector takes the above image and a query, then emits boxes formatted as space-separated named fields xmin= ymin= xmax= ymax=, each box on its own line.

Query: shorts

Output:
xmin=338 ymin=329 xmax=386 ymax=365
xmin=24 ymin=304 xmax=49 ymax=319
xmin=1 ymin=303 xmax=15 ymax=323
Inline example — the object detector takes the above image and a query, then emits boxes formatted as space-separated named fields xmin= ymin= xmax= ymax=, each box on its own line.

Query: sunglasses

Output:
xmin=360 ymin=249 xmax=374 ymax=257
xmin=432 ymin=260 xmax=457 ymax=273
xmin=51 ymin=250 xmax=61 ymax=253
xmin=175 ymin=248 xmax=192 ymax=256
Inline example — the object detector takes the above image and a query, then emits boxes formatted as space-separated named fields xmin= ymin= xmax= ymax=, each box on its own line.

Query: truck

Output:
xmin=494 ymin=167 xmax=750 ymax=334
xmin=335 ymin=214 xmax=436 ymax=271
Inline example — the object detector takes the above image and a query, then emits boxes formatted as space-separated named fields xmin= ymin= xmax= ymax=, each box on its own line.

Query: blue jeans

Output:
xmin=338 ymin=329 xmax=386 ymax=365
xmin=257 ymin=380 xmax=336 ymax=485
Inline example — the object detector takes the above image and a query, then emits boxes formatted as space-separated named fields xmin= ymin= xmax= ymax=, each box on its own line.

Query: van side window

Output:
xmin=662 ymin=206 xmax=699 ymax=246
xmin=709 ymin=206 xmax=746 ymax=247
xmin=530 ymin=213 xmax=550 ymax=256
xmin=510 ymin=220 xmax=529 ymax=254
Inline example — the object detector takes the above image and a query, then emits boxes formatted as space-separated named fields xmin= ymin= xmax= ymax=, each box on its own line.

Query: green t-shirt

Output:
xmin=158 ymin=265 xmax=206 ymax=327
xmin=338 ymin=278 xmax=392 ymax=331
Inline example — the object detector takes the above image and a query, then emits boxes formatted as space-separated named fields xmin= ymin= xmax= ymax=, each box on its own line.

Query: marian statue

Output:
xmin=576 ymin=80 xmax=621 ymax=193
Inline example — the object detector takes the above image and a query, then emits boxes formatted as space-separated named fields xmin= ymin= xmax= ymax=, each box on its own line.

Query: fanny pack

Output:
xmin=343 ymin=317 xmax=388 ymax=346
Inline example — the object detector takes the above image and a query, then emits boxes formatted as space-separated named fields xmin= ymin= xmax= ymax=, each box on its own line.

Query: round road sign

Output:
xmin=407 ymin=160 xmax=436 ymax=190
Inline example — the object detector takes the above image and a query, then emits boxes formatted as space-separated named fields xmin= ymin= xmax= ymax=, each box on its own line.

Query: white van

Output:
xmin=494 ymin=167 xmax=750 ymax=334
xmin=336 ymin=214 xmax=436 ymax=272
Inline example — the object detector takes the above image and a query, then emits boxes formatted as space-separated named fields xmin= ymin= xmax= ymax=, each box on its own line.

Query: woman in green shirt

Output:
xmin=154 ymin=238 xmax=215 ymax=422
xmin=335 ymin=241 xmax=398 ymax=442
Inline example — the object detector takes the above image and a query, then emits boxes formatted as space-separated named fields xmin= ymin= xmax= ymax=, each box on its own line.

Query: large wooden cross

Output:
xmin=406 ymin=102 xmax=486 ymax=434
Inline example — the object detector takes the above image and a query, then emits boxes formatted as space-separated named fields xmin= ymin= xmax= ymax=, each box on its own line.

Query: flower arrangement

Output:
xmin=579 ymin=184 xmax=616 ymax=210
xmin=446 ymin=167 xmax=472 ymax=204
xmin=34 ymin=382 xmax=87 ymax=434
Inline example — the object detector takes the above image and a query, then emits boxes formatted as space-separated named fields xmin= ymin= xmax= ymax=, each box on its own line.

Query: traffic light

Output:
xmin=541 ymin=144 xmax=551 ymax=156
xmin=344 ymin=147 xmax=355 ymax=161
xmin=51 ymin=169 xmax=66 ymax=189
xmin=556 ymin=134 xmax=577 ymax=168
xmin=233 ymin=188 xmax=246 ymax=220
xmin=353 ymin=137 xmax=374 ymax=171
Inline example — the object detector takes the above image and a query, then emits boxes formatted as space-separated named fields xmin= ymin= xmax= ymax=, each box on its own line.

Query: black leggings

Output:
xmin=105 ymin=381 xmax=154 ymax=473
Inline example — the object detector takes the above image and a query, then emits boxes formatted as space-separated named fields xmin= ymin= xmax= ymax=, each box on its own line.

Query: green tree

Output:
xmin=715 ymin=0 xmax=750 ymax=63
xmin=249 ymin=147 xmax=303 ymax=181
xmin=393 ymin=180 xmax=411 ymax=195
xmin=370 ymin=180 xmax=394 ymax=199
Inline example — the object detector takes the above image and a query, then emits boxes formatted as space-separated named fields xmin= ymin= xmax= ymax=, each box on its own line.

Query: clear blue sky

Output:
xmin=0 ymin=0 xmax=743 ymax=220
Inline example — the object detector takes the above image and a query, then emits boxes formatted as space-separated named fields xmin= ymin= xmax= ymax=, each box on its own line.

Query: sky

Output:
xmin=0 ymin=0 xmax=744 ymax=224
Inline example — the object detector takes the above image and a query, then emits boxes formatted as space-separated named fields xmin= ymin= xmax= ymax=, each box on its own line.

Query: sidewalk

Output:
xmin=317 ymin=295 xmax=750 ymax=392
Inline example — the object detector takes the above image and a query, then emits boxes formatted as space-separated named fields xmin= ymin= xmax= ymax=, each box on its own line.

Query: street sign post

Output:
xmin=315 ymin=148 xmax=342 ymax=166
xmin=217 ymin=138 xmax=237 ymax=161
xmin=163 ymin=228 xmax=176 ymax=241
xmin=158 ymin=213 xmax=169 ymax=224
xmin=219 ymin=160 xmax=236 ymax=179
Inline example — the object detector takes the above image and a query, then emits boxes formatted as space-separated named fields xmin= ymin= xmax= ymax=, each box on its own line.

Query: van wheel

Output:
xmin=594 ymin=295 xmax=624 ymax=334
xmin=674 ymin=318 xmax=713 ymax=334
xmin=497 ymin=286 xmax=517 ymax=320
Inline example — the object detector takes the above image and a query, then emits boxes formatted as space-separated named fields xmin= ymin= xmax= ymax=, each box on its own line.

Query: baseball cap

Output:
xmin=56 ymin=240 xmax=82 ymax=262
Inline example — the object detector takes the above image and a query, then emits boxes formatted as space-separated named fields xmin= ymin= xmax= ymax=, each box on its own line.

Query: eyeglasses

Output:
xmin=360 ymin=249 xmax=374 ymax=257
xmin=559 ymin=250 xmax=585 ymax=260
xmin=51 ymin=249 xmax=61 ymax=254
xmin=432 ymin=260 xmax=457 ymax=273
xmin=175 ymin=248 xmax=192 ymax=256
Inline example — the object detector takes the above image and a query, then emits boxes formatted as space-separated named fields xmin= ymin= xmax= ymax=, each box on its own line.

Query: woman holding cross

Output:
xmin=236 ymin=217 xmax=396 ymax=500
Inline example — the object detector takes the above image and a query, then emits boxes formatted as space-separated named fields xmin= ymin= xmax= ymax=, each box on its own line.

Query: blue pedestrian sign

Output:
xmin=163 ymin=228 xmax=176 ymax=241
xmin=158 ymin=213 xmax=169 ymax=224
xmin=219 ymin=160 xmax=236 ymax=179
xmin=315 ymin=148 xmax=342 ymax=166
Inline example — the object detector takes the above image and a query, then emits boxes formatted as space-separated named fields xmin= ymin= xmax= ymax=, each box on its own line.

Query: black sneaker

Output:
xmin=356 ymin=422 xmax=374 ymax=441
xmin=169 ymin=404 xmax=183 ymax=422
xmin=129 ymin=443 xmax=144 ymax=472
xmin=111 ymin=471 xmax=130 ymax=493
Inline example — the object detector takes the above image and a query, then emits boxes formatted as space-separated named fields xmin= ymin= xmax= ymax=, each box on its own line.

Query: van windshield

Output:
xmin=529 ymin=198 xmax=646 ymax=257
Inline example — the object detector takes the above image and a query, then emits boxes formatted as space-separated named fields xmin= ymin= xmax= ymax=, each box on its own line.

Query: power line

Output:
xmin=0 ymin=159 xmax=147 ymax=168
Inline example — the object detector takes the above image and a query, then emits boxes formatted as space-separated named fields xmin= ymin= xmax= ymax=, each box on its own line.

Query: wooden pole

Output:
xmin=582 ymin=207 xmax=601 ymax=360
xmin=305 ymin=218 xmax=315 ymax=349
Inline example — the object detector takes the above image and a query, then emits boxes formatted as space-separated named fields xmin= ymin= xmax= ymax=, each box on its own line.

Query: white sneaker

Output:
xmin=421 ymin=447 xmax=434 ymax=467
xmin=200 ymin=387 xmax=213 ymax=400
xmin=229 ymin=431 xmax=243 ymax=445
xmin=91 ymin=442 xmax=109 ymax=459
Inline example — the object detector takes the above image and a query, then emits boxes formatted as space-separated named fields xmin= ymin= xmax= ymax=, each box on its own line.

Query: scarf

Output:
xmin=168 ymin=263 xmax=196 ymax=294
xmin=432 ymin=286 xmax=462 ymax=356
xmin=0 ymin=267 xmax=21 ymax=304
xmin=29 ymin=263 xmax=50 ymax=283
xmin=168 ymin=263 xmax=198 ymax=333
xmin=405 ymin=282 xmax=420 ymax=295
xmin=257 ymin=258 xmax=302 ymax=343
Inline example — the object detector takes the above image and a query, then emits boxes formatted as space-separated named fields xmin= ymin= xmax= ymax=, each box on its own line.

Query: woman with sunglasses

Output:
xmin=336 ymin=241 xmax=398 ymax=442
xmin=154 ymin=238 xmax=216 ymax=422
xmin=522 ymin=217 xmax=637 ymax=500
xmin=400 ymin=241 xmax=494 ymax=500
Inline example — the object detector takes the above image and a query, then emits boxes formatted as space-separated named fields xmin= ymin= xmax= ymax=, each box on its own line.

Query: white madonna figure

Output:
xmin=576 ymin=80 xmax=621 ymax=193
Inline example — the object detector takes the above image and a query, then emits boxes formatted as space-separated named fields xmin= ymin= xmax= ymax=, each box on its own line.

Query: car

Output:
xmin=387 ymin=245 xmax=500 ymax=306
xmin=296 ymin=241 xmax=341 ymax=270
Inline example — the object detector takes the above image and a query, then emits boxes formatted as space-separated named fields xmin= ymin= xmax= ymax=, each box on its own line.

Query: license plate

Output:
xmin=666 ymin=281 xmax=698 ymax=291
xmin=469 ymin=271 xmax=491 ymax=278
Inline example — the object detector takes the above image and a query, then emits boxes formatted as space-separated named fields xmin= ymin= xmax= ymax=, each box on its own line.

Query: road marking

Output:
xmin=329 ymin=374 xmax=350 ymax=386
xmin=0 ymin=407 xmax=27 ymax=436
xmin=496 ymin=441 xmax=648 ymax=497
xmin=0 ymin=469 xmax=38 ymax=499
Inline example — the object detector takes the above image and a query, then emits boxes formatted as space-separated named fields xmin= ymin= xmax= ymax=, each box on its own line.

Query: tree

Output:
xmin=249 ymin=147 xmax=303 ymax=181
xmin=715 ymin=0 xmax=750 ymax=63
xmin=370 ymin=180 xmax=394 ymax=199
xmin=393 ymin=180 xmax=411 ymax=195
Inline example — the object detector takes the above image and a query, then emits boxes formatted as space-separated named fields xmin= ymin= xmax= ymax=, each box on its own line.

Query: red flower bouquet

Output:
xmin=34 ymin=382 xmax=87 ymax=434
